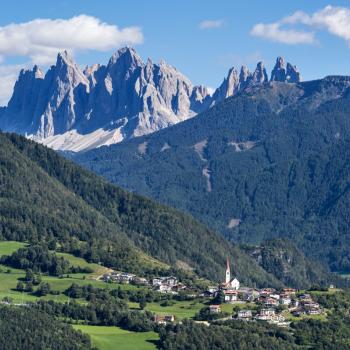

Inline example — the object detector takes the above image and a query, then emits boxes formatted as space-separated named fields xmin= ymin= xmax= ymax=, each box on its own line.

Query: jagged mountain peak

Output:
xmin=239 ymin=65 xmax=250 ymax=82
xmin=251 ymin=61 xmax=268 ymax=84
xmin=271 ymin=56 xmax=301 ymax=83
xmin=57 ymin=49 xmax=73 ymax=61
xmin=0 ymin=49 xmax=303 ymax=151
xmin=286 ymin=62 xmax=301 ymax=83
xmin=19 ymin=65 xmax=44 ymax=80
xmin=108 ymin=46 xmax=143 ymax=68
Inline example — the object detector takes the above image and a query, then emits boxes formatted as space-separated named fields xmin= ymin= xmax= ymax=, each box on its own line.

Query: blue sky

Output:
xmin=1 ymin=0 xmax=350 ymax=104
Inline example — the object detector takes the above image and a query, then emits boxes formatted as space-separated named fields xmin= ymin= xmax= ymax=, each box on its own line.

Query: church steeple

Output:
xmin=225 ymin=256 xmax=231 ymax=283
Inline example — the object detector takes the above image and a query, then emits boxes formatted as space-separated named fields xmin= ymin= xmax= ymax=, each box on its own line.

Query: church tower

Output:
xmin=225 ymin=256 xmax=231 ymax=283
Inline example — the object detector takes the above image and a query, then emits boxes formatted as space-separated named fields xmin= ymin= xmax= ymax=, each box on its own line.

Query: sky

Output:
xmin=1 ymin=0 xmax=350 ymax=105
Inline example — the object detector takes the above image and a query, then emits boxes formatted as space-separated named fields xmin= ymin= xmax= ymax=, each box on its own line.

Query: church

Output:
xmin=222 ymin=257 xmax=240 ymax=290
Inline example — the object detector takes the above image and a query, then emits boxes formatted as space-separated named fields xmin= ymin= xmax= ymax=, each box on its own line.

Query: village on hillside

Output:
xmin=101 ymin=257 xmax=326 ymax=327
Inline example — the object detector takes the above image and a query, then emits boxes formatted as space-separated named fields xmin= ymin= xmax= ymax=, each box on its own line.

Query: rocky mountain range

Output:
xmin=0 ymin=48 xmax=301 ymax=151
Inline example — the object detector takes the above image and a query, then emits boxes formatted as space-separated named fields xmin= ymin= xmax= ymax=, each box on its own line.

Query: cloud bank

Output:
xmin=251 ymin=5 xmax=350 ymax=45
xmin=0 ymin=15 xmax=144 ymax=65
xmin=0 ymin=15 xmax=143 ymax=106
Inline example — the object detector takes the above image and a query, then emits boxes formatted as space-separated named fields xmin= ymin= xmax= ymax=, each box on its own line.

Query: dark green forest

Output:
xmin=0 ymin=306 xmax=92 ymax=350
xmin=74 ymin=77 xmax=350 ymax=273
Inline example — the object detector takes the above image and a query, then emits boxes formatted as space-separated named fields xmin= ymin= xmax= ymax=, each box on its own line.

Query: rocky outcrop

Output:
xmin=270 ymin=57 xmax=301 ymax=83
xmin=211 ymin=58 xmax=301 ymax=106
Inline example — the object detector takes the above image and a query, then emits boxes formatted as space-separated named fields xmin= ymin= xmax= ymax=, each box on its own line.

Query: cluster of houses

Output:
xmin=206 ymin=258 xmax=324 ymax=326
xmin=102 ymin=271 xmax=187 ymax=293
xmin=102 ymin=271 xmax=148 ymax=285
xmin=102 ymin=258 xmax=325 ymax=328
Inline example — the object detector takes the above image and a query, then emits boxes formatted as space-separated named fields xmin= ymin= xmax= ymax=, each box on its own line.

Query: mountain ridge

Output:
xmin=0 ymin=49 xmax=301 ymax=151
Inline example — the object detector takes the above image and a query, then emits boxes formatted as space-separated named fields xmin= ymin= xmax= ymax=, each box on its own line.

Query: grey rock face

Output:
xmin=0 ymin=47 xmax=210 ymax=151
xmin=211 ymin=57 xmax=300 ymax=106
xmin=250 ymin=62 xmax=268 ymax=85
xmin=271 ymin=57 xmax=301 ymax=83
xmin=286 ymin=63 xmax=301 ymax=83
xmin=0 ymin=51 xmax=302 ymax=151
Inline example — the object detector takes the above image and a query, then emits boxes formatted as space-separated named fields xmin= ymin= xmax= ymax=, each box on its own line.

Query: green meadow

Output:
xmin=74 ymin=325 xmax=158 ymax=350
xmin=0 ymin=241 xmax=141 ymax=304
xmin=0 ymin=241 xmax=26 ymax=256
xmin=144 ymin=300 xmax=205 ymax=320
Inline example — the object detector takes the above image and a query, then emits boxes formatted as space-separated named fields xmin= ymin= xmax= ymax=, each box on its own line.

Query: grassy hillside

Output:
xmin=73 ymin=77 xmax=350 ymax=275
xmin=0 ymin=132 xmax=283 ymax=287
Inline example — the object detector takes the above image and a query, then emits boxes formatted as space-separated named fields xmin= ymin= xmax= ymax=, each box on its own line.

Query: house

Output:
xmin=164 ymin=315 xmax=175 ymax=322
xmin=280 ymin=297 xmax=292 ymax=306
xmin=299 ymin=294 xmax=313 ymax=302
xmin=264 ymin=297 xmax=279 ymax=307
xmin=303 ymin=302 xmax=320 ymax=311
xmin=237 ymin=310 xmax=252 ymax=319
xmin=270 ymin=294 xmax=280 ymax=300
xmin=117 ymin=273 xmax=135 ymax=284
xmin=259 ymin=288 xmax=276 ymax=297
xmin=255 ymin=308 xmax=275 ymax=321
xmin=153 ymin=314 xmax=175 ymax=324
xmin=132 ymin=277 xmax=149 ymax=286
xmin=172 ymin=283 xmax=187 ymax=292
xmin=283 ymin=288 xmax=296 ymax=295
xmin=209 ymin=305 xmax=221 ymax=314
xmin=291 ymin=299 xmax=299 ymax=308
xmin=223 ymin=290 xmax=238 ymax=303
xmin=102 ymin=274 xmax=111 ymax=282
xmin=157 ymin=284 xmax=172 ymax=293
xmin=307 ymin=308 xmax=322 ymax=315
xmin=152 ymin=276 xmax=178 ymax=287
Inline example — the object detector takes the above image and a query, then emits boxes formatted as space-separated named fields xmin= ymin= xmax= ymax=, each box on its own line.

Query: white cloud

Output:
xmin=251 ymin=23 xmax=315 ymax=45
xmin=0 ymin=15 xmax=144 ymax=65
xmin=199 ymin=20 xmax=224 ymax=30
xmin=251 ymin=5 xmax=350 ymax=45
xmin=0 ymin=64 xmax=26 ymax=106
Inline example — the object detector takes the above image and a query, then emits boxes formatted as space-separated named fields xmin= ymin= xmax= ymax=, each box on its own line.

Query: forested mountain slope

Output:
xmin=74 ymin=77 xmax=350 ymax=273
xmin=0 ymin=132 xmax=287 ymax=287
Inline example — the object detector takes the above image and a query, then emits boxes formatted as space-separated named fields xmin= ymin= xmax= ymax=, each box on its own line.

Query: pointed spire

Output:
xmin=286 ymin=62 xmax=302 ymax=83
xmin=252 ymin=61 xmax=268 ymax=84
xmin=56 ymin=50 xmax=74 ymax=67
xmin=225 ymin=256 xmax=231 ymax=284
xmin=108 ymin=46 xmax=143 ymax=68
